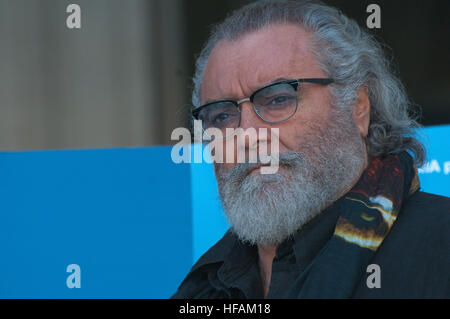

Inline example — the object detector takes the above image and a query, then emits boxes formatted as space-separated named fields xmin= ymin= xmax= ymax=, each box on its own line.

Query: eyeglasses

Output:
xmin=192 ymin=78 xmax=334 ymax=138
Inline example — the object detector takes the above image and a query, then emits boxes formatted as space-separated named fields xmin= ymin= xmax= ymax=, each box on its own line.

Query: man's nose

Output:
xmin=235 ymin=101 xmax=273 ymax=158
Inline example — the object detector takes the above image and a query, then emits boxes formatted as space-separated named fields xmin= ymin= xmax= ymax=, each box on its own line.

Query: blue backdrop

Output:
xmin=0 ymin=147 xmax=192 ymax=298
xmin=0 ymin=125 xmax=449 ymax=298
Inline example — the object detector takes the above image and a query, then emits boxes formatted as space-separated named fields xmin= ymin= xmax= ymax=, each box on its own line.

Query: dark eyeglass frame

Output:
xmin=191 ymin=78 xmax=334 ymax=125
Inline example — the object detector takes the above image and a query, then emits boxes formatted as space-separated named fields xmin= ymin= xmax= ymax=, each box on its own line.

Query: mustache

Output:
xmin=216 ymin=151 xmax=304 ymax=182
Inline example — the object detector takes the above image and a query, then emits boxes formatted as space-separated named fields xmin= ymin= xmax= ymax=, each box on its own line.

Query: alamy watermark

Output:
xmin=66 ymin=4 xmax=81 ymax=29
xmin=366 ymin=4 xmax=381 ymax=29
xmin=171 ymin=120 xmax=280 ymax=174
xmin=66 ymin=264 xmax=81 ymax=289
xmin=366 ymin=263 xmax=381 ymax=289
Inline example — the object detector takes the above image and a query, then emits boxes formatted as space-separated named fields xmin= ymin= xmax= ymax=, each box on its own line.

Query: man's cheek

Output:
xmin=260 ymin=129 xmax=280 ymax=175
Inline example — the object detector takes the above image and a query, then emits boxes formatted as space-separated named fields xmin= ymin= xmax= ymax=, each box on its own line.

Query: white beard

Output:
xmin=215 ymin=109 xmax=366 ymax=246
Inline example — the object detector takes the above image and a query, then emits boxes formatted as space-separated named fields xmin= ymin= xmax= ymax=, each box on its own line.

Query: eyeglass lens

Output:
xmin=197 ymin=82 xmax=299 ymax=133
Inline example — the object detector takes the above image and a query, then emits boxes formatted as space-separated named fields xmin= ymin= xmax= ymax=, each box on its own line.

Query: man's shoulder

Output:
xmin=388 ymin=190 xmax=450 ymax=247
xmin=353 ymin=191 xmax=450 ymax=298
xmin=406 ymin=190 xmax=450 ymax=207
xmin=400 ymin=190 xmax=450 ymax=227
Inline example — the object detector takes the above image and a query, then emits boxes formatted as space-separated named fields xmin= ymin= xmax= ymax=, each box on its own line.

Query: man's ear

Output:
xmin=353 ymin=86 xmax=371 ymax=138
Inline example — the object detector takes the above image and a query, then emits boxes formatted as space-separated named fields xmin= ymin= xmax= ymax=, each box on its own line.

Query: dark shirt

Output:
xmin=172 ymin=191 xmax=450 ymax=298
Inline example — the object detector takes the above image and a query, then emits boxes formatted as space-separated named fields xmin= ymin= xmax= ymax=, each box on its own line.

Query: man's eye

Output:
xmin=211 ymin=113 xmax=230 ymax=125
xmin=268 ymin=95 xmax=295 ymax=106
xmin=272 ymin=96 xmax=288 ymax=104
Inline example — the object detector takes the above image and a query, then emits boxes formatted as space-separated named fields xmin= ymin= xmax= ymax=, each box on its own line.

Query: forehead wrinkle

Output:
xmin=201 ymin=43 xmax=242 ymax=103
xmin=201 ymin=24 xmax=319 ymax=104
xmin=242 ymin=26 xmax=315 ymax=88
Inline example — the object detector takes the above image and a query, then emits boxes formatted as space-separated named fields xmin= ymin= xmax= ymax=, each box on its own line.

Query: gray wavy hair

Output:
xmin=191 ymin=0 xmax=426 ymax=166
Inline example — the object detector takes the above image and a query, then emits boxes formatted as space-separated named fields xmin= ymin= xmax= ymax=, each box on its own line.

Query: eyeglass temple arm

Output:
xmin=297 ymin=78 xmax=334 ymax=85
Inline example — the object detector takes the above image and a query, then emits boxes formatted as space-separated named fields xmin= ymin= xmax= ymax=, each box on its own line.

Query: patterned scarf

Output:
xmin=287 ymin=151 xmax=420 ymax=298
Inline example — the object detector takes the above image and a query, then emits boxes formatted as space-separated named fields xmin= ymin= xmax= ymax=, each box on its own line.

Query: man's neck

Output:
xmin=258 ymin=244 xmax=277 ymax=298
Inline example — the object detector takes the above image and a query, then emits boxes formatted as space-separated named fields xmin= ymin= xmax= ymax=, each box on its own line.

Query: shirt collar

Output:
xmin=291 ymin=199 xmax=341 ymax=269
xmin=184 ymin=198 xmax=342 ymax=287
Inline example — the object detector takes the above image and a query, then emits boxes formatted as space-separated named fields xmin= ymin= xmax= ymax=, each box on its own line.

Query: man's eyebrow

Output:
xmin=250 ymin=77 xmax=296 ymax=94
xmin=201 ymin=77 xmax=293 ymax=105
xmin=256 ymin=77 xmax=293 ymax=89
xmin=202 ymin=97 xmax=234 ymax=105
xmin=267 ymin=77 xmax=291 ymax=84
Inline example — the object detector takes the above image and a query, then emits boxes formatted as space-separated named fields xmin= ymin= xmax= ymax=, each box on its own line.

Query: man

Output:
xmin=173 ymin=0 xmax=449 ymax=298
